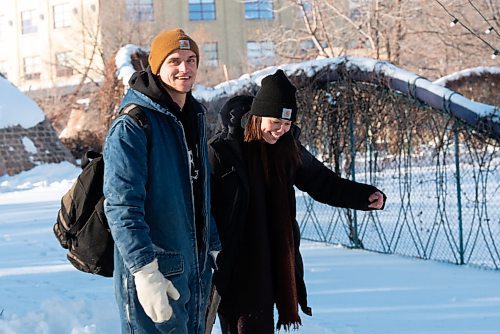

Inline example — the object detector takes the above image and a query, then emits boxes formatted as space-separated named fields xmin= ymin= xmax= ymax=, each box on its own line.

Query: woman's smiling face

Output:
xmin=260 ymin=117 xmax=292 ymax=144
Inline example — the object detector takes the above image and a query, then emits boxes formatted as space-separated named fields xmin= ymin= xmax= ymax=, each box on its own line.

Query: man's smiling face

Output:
xmin=158 ymin=49 xmax=198 ymax=95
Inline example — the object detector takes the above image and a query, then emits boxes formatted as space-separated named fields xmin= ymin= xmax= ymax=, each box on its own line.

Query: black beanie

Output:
xmin=250 ymin=69 xmax=298 ymax=122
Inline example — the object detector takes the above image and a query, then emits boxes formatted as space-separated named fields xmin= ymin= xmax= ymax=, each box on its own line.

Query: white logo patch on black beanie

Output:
xmin=282 ymin=108 xmax=292 ymax=119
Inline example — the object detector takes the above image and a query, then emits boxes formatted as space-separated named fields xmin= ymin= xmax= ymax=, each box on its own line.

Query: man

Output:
xmin=103 ymin=28 xmax=220 ymax=334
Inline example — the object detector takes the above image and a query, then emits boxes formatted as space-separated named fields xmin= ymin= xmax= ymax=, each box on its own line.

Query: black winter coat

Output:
xmin=208 ymin=96 xmax=386 ymax=318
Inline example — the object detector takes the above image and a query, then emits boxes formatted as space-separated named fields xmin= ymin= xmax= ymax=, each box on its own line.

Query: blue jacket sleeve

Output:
xmin=103 ymin=115 xmax=155 ymax=273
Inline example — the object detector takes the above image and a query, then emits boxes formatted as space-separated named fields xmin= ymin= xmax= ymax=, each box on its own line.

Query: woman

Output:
xmin=208 ymin=70 xmax=386 ymax=333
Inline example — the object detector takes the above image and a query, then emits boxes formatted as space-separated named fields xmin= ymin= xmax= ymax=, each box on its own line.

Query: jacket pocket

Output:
xmin=153 ymin=245 xmax=184 ymax=276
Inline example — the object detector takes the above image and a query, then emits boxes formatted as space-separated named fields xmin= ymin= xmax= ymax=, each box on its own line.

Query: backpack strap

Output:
xmin=120 ymin=103 xmax=151 ymax=149
xmin=81 ymin=151 xmax=102 ymax=170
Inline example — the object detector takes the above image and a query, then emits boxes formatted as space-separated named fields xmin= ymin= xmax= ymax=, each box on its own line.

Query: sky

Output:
xmin=1 ymin=163 xmax=500 ymax=334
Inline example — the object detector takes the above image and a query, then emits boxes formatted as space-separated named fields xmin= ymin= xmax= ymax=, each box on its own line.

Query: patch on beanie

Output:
xmin=282 ymin=108 xmax=293 ymax=119
xmin=179 ymin=39 xmax=191 ymax=50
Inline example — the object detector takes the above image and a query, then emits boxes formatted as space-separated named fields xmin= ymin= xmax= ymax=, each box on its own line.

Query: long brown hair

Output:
xmin=243 ymin=115 xmax=301 ymax=183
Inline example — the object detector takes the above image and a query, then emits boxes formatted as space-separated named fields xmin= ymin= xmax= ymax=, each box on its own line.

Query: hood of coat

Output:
xmin=218 ymin=95 xmax=254 ymax=139
xmin=126 ymin=66 xmax=199 ymax=118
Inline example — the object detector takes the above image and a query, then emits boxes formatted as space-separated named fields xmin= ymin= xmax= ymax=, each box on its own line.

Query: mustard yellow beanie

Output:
xmin=148 ymin=28 xmax=199 ymax=74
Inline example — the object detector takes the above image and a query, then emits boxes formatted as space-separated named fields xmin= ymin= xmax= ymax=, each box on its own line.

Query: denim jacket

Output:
xmin=104 ymin=87 xmax=220 ymax=334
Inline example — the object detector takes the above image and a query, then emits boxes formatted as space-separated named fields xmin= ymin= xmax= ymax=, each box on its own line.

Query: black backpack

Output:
xmin=53 ymin=104 xmax=149 ymax=277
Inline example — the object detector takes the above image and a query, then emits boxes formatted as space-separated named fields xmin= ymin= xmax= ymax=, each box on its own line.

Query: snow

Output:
xmin=1 ymin=163 xmax=499 ymax=334
xmin=0 ymin=76 xmax=44 ymax=129
xmin=433 ymin=66 xmax=500 ymax=86
xmin=115 ymin=44 xmax=148 ymax=88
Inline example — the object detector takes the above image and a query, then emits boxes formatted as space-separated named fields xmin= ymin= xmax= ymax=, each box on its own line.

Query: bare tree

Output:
xmin=393 ymin=0 xmax=498 ymax=78
xmin=253 ymin=0 xmax=498 ymax=79
xmin=38 ymin=5 xmax=155 ymax=157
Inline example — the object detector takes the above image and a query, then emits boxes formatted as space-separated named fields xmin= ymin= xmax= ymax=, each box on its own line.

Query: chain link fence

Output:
xmin=295 ymin=75 xmax=500 ymax=270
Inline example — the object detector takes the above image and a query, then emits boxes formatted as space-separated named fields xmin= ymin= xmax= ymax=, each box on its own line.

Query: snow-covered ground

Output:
xmin=1 ymin=163 xmax=499 ymax=334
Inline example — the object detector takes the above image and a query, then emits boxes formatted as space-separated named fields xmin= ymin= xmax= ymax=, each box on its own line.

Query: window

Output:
xmin=126 ymin=0 xmax=154 ymax=22
xmin=203 ymin=42 xmax=218 ymax=67
xmin=21 ymin=10 xmax=37 ymax=34
xmin=189 ymin=0 xmax=216 ymax=21
xmin=55 ymin=51 xmax=73 ymax=77
xmin=246 ymin=41 xmax=275 ymax=66
xmin=23 ymin=56 xmax=41 ymax=80
xmin=53 ymin=3 xmax=72 ymax=29
xmin=300 ymin=40 xmax=314 ymax=50
xmin=350 ymin=8 xmax=361 ymax=20
xmin=349 ymin=0 xmax=368 ymax=20
xmin=245 ymin=0 xmax=273 ymax=20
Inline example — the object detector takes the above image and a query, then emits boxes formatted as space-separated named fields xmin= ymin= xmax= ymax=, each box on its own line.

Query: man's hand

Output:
xmin=133 ymin=259 xmax=180 ymax=323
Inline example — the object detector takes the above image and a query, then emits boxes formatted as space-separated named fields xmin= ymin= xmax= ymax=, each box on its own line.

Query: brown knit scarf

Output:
xmin=240 ymin=141 xmax=301 ymax=332
xmin=267 ymin=145 xmax=301 ymax=331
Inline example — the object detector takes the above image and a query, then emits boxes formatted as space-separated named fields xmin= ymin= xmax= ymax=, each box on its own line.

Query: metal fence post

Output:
xmin=454 ymin=124 xmax=464 ymax=265
xmin=349 ymin=104 xmax=361 ymax=248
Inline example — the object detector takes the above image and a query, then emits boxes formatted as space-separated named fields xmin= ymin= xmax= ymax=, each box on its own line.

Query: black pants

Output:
xmin=218 ymin=312 xmax=237 ymax=334
xmin=218 ymin=309 xmax=274 ymax=334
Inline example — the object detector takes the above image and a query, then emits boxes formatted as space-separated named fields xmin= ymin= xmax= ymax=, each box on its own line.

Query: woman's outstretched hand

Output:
xmin=368 ymin=191 xmax=385 ymax=209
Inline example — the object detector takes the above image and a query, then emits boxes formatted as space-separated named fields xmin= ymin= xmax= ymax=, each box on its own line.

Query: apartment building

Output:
xmin=0 ymin=0 xmax=350 ymax=91
xmin=0 ymin=0 xmax=102 ymax=91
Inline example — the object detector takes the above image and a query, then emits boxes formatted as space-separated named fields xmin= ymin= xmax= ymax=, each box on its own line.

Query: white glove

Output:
xmin=133 ymin=259 xmax=181 ymax=323
xmin=209 ymin=250 xmax=220 ymax=270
